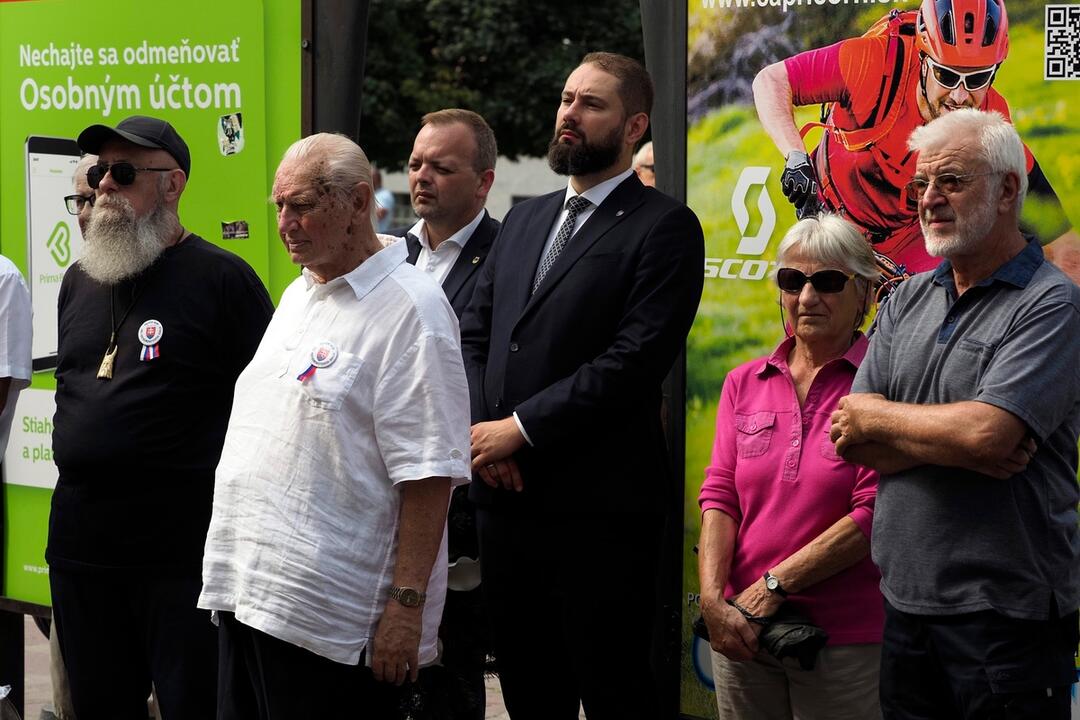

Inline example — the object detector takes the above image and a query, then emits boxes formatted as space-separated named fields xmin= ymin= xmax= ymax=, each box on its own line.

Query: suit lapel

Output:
xmin=523 ymin=175 xmax=646 ymax=314
xmin=442 ymin=213 xmax=496 ymax=304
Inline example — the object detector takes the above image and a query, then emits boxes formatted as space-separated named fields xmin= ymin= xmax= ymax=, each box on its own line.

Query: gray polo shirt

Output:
xmin=853 ymin=238 xmax=1080 ymax=620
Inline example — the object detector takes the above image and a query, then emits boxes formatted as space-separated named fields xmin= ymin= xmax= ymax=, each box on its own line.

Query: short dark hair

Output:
xmin=580 ymin=52 xmax=653 ymax=118
xmin=420 ymin=109 xmax=497 ymax=174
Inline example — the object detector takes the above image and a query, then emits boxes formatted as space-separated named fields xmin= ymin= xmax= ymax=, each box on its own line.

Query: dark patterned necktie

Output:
xmin=532 ymin=195 xmax=592 ymax=293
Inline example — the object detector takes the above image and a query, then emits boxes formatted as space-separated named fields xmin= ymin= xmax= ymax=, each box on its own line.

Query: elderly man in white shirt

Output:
xmin=199 ymin=132 xmax=470 ymax=718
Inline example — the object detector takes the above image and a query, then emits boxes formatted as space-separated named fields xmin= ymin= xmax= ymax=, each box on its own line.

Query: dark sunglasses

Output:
xmin=924 ymin=55 xmax=997 ymax=92
xmin=63 ymin=193 xmax=95 ymax=215
xmin=776 ymin=268 xmax=855 ymax=294
xmin=904 ymin=171 xmax=1001 ymax=202
xmin=86 ymin=162 xmax=176 ymax=189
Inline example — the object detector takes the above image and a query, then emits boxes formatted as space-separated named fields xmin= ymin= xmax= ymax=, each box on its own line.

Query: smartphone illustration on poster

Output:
xmin=25 ymin=136 xmax=84 ymax=372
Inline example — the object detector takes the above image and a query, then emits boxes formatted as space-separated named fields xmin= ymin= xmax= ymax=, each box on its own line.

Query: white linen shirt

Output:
xmin=199 ymin=241 xmax=470 ymax=666
xmin=0 ymin=255 xmax=31 ymax=456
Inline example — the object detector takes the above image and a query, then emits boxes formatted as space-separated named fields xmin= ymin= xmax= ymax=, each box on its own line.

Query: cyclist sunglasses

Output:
xmin=904 ymin=171 xmax=1001 ymax=201
xmin=776 ymin=268 xmax=855 ymax=294
xmin=86 ymin=162 xmax=176 ymax=189
xmin=924 ymin=56 xmax=997 ymax=92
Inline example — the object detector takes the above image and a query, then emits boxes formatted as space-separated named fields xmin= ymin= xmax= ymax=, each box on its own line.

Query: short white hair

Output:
xmin=633 ymin=141 xmax=653 ymax=169
xmin=908 ymin=109 xmax=1027 ymax=211
xmin=280 ymin=133 xmax=374 ymax=226
xmin=777 ymin=214 xmax=878 ymax=320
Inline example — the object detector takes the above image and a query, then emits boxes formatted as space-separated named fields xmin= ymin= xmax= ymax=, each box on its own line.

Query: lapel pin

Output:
xmin=138 ymin=319 xmax=164 ymax=362
xmin=472 ymin=256 xmax=480 ymax=264
xmin=615 ymin=210 xmax=624 ymax=217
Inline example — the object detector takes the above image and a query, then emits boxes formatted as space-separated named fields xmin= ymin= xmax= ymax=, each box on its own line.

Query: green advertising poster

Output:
xmin=0 ymin=0 xmax=301 ymax=605
xmin=681 ymin=0 xmax=1079 ymax=716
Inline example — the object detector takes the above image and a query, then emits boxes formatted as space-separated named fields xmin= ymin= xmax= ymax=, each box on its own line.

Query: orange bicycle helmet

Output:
xmin=916 ymin=0 xmax=1009 ymax=66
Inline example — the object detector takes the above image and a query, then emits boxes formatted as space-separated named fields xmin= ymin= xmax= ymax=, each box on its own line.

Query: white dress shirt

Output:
xmin=199 ymin=241 xmax=470 ymax=665
xmin=407 ymin=209 xmax=486 ymax=286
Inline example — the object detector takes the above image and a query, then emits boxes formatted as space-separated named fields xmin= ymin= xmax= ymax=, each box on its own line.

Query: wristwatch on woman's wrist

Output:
xmin=763 ymin=571 xmax=789 ymax=598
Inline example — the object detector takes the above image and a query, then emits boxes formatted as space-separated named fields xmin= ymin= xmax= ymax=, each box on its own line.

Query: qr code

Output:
xmin=1045 ymin=5 xmax=1080 ymax=80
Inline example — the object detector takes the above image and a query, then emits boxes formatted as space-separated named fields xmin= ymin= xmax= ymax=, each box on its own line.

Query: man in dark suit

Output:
xmin=396 ymin=109 xmax=499 ymax=319
xmin=460 ymin=53 xmax=705 ymax=719
xmin=398 ymin=108 xmax=499 ymax=720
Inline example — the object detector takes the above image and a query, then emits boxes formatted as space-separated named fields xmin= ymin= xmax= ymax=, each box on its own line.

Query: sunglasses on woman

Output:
xmin=86 ymin=162 xmax=176 ymax=189
xmin=776 ymin=268 xmax=855 ymax=294
xmin=924 ymin=55 xmax=997 ymax=92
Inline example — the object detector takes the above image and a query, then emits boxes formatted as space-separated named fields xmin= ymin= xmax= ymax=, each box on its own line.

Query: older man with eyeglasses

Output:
xmin=829 ymin=108 xmax=1080 ymax=719
xmin=47 ymin=115 xmax=274 ymax=719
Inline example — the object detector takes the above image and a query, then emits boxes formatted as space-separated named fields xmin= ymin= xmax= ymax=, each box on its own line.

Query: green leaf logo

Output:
xmin=47 ymin=221 xmax=71 ymax=268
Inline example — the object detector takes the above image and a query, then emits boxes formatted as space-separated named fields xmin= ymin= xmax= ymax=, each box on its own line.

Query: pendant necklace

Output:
xmin=96 ymin=227 xmax=183 ymax=380
xmin=97 ymin=280 xmax=146 ymax=380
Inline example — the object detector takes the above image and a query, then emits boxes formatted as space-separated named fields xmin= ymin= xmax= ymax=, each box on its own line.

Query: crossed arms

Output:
xmin=829 ymin=394 xmax=1035 ymax=478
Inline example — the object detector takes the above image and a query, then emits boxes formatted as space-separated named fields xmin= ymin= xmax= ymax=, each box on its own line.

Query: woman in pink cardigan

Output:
xmin=698 ymin=214 xmax=884 ymax=720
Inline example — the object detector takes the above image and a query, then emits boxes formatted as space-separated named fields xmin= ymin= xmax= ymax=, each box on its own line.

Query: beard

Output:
xmin=80 ymin=194 xmax=175 ymax=285
xmin=921 ymin=184 xmax=999 ymax=258
xmin=547 ymin=122 xmax=623 ymax=176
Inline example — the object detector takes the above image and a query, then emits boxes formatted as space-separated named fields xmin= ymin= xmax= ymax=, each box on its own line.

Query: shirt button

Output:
xmin=749 ymin=423 xmax=756 ymax=431
xmin=802 ymin=416 xmax=810 ymax=424
xmin=509 ymin=342 xmax=519 ymax=352
xmin=791 ymin=439 xmax=800 ymax=447
xmin=946 ymin=315 xmax=956 ymax=324
xmin=787 ymin=459 xmax=796 ymax=467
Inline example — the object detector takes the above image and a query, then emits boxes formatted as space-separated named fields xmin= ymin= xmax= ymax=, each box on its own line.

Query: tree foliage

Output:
xmin=359 ymin=0 xmax=644 ymax=170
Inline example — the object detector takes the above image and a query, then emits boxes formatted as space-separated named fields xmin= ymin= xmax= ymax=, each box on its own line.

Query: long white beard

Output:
xmin=80 ymin=195 xmax=174 ymax=285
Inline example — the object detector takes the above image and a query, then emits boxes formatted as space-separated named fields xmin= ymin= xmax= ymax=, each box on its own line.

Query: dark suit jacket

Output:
xmin=459 ymin=173 xmax=704 ymax=514
xmin=395 ymin=211 xmax=500 ymax=319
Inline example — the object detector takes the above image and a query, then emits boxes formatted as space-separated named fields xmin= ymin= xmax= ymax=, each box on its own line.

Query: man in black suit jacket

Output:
xmin=460 ymin=53 xmax=704 ymax=719
xmin=394 ymin=109 xmax=499 ymax=320
xmin=398 ymin=108 xmax=499 ymax=720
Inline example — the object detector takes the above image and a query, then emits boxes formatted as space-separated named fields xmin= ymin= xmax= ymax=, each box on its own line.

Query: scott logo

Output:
xmin=731 ymin=166 xmax=775 ymax=255
xmin=705 ymin=166 xmax=778 ymax=280
xmin=47 ymin=221 xmax=72 ymax=267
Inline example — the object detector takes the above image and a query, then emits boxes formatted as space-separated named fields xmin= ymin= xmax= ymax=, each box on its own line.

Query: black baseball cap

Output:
xmin=78 ymin=115 xmax=191 ymax=178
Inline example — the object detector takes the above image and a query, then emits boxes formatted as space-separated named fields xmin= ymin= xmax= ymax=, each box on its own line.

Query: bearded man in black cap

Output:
xmin=48 ymin=115 xmax=273 ymax=719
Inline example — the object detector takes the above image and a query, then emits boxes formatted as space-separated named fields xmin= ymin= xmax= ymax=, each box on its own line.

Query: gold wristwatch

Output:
xmin=389 ymin=585 xmax=426 ymax=608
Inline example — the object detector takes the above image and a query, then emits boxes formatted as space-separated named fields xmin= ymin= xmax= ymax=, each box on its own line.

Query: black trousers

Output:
xmin=478 ymin=507 xmax=664 ymax=720
xmin=880 ymin=599 xmax=1078 ymax=720
xmin=216 ymin=611 xmax=404 ymax=719
xmin=50 ymin=568 xmax=217 ymax=720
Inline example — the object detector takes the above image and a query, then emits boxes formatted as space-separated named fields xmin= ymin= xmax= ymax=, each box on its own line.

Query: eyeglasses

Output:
xmin=63 ymin=194 xmax=95 ymax=215
xmin=86 ymin=162 xmax=176 ymax=189
xmin=924 ymin=55 xmax=998 ymax=92
xmin=776 ymin=268 xmax=855 ymax=294
xmin=904 ymin=171 xmax=1001 ymax=201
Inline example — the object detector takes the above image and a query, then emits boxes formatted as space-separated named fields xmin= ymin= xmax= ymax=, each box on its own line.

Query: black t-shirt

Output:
xmin=48 ymin=234 xmax=274 ymax=572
